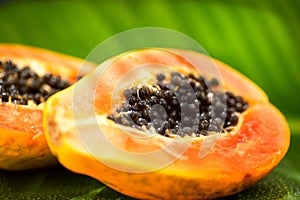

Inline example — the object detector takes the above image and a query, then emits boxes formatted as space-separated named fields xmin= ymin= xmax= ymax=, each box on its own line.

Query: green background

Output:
xmin=0 ymin=0 xmax=299 ymax=199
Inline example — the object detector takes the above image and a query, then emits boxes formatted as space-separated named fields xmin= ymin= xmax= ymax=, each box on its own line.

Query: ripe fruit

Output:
xmin=44 ymin=48 xmax=290 ymax=199
xmin=0 ymin=44 xmax=95 ymax=170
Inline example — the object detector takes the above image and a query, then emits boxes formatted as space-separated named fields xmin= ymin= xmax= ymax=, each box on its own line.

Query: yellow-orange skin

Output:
xmin=44 ymin=49 xmax=290 ymax=199
xmin=0 ymin=44 xmax=95 ymax=170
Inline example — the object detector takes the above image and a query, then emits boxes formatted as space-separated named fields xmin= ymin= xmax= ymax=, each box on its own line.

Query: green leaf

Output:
xmin=70 ymin=187 xmax=106 ymax=200
xmin=0 ymin=0 xmax=299 ymax=199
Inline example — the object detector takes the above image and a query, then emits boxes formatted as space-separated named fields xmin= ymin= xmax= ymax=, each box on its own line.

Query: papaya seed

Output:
xmin=0 ymin=60 xmax=71 ymax=105
xmin=108 ymin=71 xmax=249 ymax=137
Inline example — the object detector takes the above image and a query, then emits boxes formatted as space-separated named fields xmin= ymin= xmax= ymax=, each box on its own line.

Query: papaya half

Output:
xmin=43 ymin=48 xmax=290 ymax=199
xmin=0 ymin=44 xmax=95 ymax=170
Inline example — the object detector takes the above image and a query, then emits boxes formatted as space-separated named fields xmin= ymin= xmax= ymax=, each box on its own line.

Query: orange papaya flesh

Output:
xmin=44 ymin=48 xmax=290 ymax=199
xmin=0 ymin=44 xmax=96 ymax=170
xmin=93 ymin=49 xmax=268 ymax=115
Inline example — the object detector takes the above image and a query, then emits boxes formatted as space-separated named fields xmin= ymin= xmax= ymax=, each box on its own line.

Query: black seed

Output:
xmin=149 ymin=96 xmax=158 ymax=104
xmin=171 ymin=75 xmax=182 ymax=85
xmin=129 ymin=96 xmax=137 ymax=105
xmin=107 ymin=71 xmax=249 ymax=138
xmin=0 ymin=60 xmax=71 ymax=106
xmin=123 ymin=89 xmax=132 ymax=100
xmin=155 ymin=90 xmax=163 ymax=98
xmin=227 ymin=107 xmax=236 ymax=114
xmin=159 ymin=98 xmax=168 ymax=107
xmin=34 ymin=93 xmax=43 ymax=103
xmin=38 ymin=88 xmax=47 ymax=95
xmin=57 ymin=81 xmax=70 ymax=89
xmin=48 ymin=76 xmax=61 ymax=87
xmin=242 ymin=102 xmax=249 ymax=111
xmin=43 ymin=73 xmax=53 ymax=82
xmin=189 ymin=81 xmax=196 ymax=89
xmin=202 ymin=120 xmax=210 ymax=129
xmin=166 ymin=105 xmax=172 ymax=111
xmin=168 ymin=118 xmax=175 ymax=126
xmin=162 ymin=121 xmax=170 ymax=130
xmin=18 ymin=98 xmax=27 ymax=105
xmin=200 ymin=129 xmax=208 ymax=136
xmin=210 ymin=78 xmax=219 ymax=86
xmin=170 ymin=97 xmax=179 ymax=106
xmin=137 ymin=118 xmax=147 ymax=126
xmin=171 ymin=72 xmax=181 ymax=77
xmin=137 ymin=100 xmax=147 ymax=109
xmin=225 ymin=121 xmax=233 ymax=127
xmin=130 ymin=111 xmax=142 ymax=121
xmin=20 ymin=67 xmax=33 ymax=79
xmin=235 ymin=96 xmax=243 ymax=103
xmin=226 ymin=92 xmax=234 ymax=98
xmin=76 ymin=76 xmax=83 ymax=81
xmin=138 ymin=86 xmax=150 ymax=99
xmin=107 ymin=114 xmax=114 ymax=121
xmin=157 ymin=127 xmax=165 ymax=134
xmin=4 ymin=60 xmax=16 ymax=71
xmin=195 ymin=85 xmax=204 ymax=92
xmin=169 ymin=110 xmax=178 ymax=119
xmin=10 ymin=89 xmax=19 ymax=97
xmin=164 ymin=90 xmax=173 ymax=99
xmin=235 ymin=102 xmax=244 ymax=112
xmin=130 ymin=88 xmax=138 ymax=97
xmin=227 ymin=97 xmax=235 ymax=107
xmin=200 ymin=112 xmax=207 ymax=120
xmin=188 ymin=73 xmax=196 ymax=79
xmin=1 ymin=92 xmax=8 ymax=102
xmin=30 ymin=79 xmax=42 ymax=91
xmin=156 ymin=73 xmax=165 ymax=81
xmin=197 ymin=75 xmax=206 ymax=84
xmin=142 ymin=109 xmax=151 ymax=120
xmin=198 ymin=92 xmax=207 ymax=102
xmin=169 ymin=128 xmax=177 ymax=134
xmin=228 ymin=113 xmax=238 ymax=125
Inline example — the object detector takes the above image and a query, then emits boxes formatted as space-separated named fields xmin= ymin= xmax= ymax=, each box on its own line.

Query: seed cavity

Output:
xmin=108 ymin=71 xmax=249 ymax=137
xmin=0 ymin=60 xmax=71 ymax=105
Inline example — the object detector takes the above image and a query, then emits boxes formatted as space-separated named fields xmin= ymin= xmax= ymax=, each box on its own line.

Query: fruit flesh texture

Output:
xmin=44 ymin=48 xmax=290 ymax=199
xmin=0 ymin=44 xmax=95 ymax=170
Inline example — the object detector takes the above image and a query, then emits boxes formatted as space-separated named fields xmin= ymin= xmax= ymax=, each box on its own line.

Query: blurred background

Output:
xmin=1 ymin=0 xmax=299 ymax=123
xmin=0 ymin=0 xmax=299 ymax=199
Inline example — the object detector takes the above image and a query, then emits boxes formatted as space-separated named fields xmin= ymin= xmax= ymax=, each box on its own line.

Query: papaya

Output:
xmin=43 ymin=48 xmax=290 ymax=199
xmin=0 ymin=44 xmax=95 ymax=170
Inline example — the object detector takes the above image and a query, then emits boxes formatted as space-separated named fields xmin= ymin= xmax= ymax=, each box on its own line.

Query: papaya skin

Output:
xmin=0 ymin=44 xmax=96 ymax=170
xmin=44 ymin=48 xmax=290 ymax=199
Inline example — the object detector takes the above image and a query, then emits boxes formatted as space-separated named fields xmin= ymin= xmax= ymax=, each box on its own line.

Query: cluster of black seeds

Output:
xmin=0 ymin=60 xmax=71 ymax=105
xmin=108 ymin=71 xmax=249 ymax=137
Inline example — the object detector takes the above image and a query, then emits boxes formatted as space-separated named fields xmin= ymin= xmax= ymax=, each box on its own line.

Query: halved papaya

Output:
xmin=0 ymin=44 xmax=95 ymax=170
xmin=43 ymin=48 xmax=290 ymax=199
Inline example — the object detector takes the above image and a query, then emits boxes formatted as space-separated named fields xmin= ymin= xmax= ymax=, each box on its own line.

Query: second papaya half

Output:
xmin=0 ymin=44 xmax=95 ymax=170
